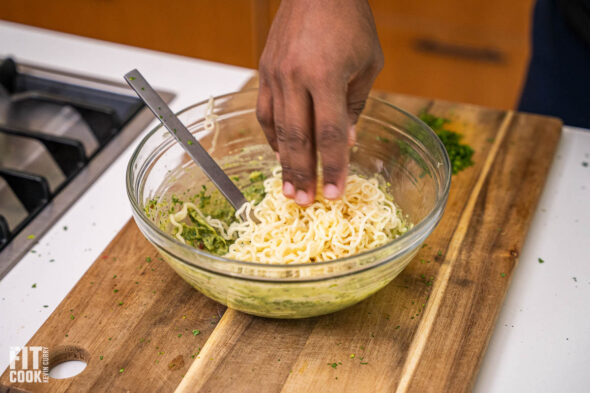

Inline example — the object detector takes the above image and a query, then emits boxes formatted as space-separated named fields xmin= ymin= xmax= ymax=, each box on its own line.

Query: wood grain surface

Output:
xmin=1 ymin=90 xmax=562 ymax=393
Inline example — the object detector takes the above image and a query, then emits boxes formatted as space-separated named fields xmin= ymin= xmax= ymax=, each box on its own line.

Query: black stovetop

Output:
xmin=0 ymin=57 xmax=174 ymax=277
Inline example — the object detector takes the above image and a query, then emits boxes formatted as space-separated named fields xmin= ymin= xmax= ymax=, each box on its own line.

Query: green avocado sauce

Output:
xmin=145 ymin=172 xmax=267 ymax=256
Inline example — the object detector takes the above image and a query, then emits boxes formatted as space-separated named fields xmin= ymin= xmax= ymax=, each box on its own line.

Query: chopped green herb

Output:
xmin=538 ymin=258 xmax=545 ymax=264
xmin=128 ymin=76 xmax=136 ymax=81
xmin=119 ymin=368 xmax=124 ymax=373
xmin=192 ymin=329 xmax=201 ymax=336
xmin=43 ymin=305 xmax=48 ymax=308
xmin=70 ymin=314 xmax=75 ymax=320
xmin=329 ymin=362 xmax=338 ymax=369
xmin=437 ymin=250 xmax=442 ymax=256
xmin=249 ymin=171 xmax=265 ymax=183
xmin=178 ymin=334 xmax=182 ymax=338
xmin=31 ymin=283 xmax=37 ymax=288
xmin=419 ymin=111 xmax=474 ymax=174
xmin=360 ymin=362 xmax=369 ymax=365
xmin=187 ymin=140 xmax=193 ymax=145
xmin=350 ymin=354 xmax=355 ymax=359
xmin=63 ymin=226 xmax=68 ymax=231
xmin=100 ymin=355 xmax=104 ymax=360
xmin=145 ymin=257 xmax=152 ymax=262
xmin=500 ymin=272 xmax=506 ymax=277
xmin=27 ymin=234 xmax=35 ymax=240
xmin=582 ymin=161 xmax=588 ymax=167
xmin=113 ymin=275 xmax=117 ymax=279
xmin=118 ymin=301 xmax=124 ymax=306
xmin=113 ymin=289 xmax=119 ymax=293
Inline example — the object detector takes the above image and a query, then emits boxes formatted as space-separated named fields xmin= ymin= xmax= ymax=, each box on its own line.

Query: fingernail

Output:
xmin=283 ymin=182 xmax=295 ymax=197
xmin=323 ymin=184 xmax=340 ymax=199
xmin=295 ymin=190 xmax=311 ymax=205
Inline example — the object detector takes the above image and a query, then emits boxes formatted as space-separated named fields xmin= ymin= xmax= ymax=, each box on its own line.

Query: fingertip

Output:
xmin=323 ymin=183 xmax=341 ymax=200
xmin=283 ymin=181 xmax=295 ymax=198
xmin=295 ymin=189 xmax=313 ymax=206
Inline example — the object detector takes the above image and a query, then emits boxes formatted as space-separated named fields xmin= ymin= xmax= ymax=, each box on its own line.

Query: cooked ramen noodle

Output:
xmin=166 ymin=167 xmax=409 ymax=264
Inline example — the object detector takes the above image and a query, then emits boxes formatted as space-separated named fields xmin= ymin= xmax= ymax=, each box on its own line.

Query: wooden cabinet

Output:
xmin=0 ymin=0 xmax=271 ymax=68
xmin=1 ymin=0 xmax=535 ymax=109
xmin=368 ymin=0 xmax=535 ymax=109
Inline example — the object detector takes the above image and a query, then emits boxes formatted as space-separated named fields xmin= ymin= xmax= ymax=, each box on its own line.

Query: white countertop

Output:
xmin=0 ymin=21 xmax=589 ymax=392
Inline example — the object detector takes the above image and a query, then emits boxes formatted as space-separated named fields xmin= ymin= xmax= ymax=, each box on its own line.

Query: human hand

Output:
xmin=256 ymin=0 xmax=383 ymax=206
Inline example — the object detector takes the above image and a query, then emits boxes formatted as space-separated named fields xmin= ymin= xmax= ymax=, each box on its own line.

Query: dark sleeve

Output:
xmin=555 ymin=0 xmax=590 ymax=48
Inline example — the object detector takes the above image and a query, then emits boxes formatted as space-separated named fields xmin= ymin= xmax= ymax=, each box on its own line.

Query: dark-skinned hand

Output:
xmin=257 ymin=0 xmax=383 ymax=206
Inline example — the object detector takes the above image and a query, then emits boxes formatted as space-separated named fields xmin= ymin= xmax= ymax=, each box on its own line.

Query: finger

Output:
xmin=312 ymin=84 xmax=349 ymax=200
xmin=256 ymin=78 xmax=278 ymax=152
xmin=348 ymin=125 xmax=356 ymax=147
xmin=270 ymin=83 xmax=296 ymax=198
xmin=279 ymin=84 xmax=316 ymax=206
xmin=346 ymin=71 xmax=374 ymax=126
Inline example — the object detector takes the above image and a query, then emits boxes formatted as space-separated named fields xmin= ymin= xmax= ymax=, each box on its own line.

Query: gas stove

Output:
xmin=0 ymin=57 xmax=174 ymax=278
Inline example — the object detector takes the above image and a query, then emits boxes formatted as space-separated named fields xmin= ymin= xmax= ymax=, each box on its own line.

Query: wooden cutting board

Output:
xmin=1 ymin=87 xmax=562 ymax=393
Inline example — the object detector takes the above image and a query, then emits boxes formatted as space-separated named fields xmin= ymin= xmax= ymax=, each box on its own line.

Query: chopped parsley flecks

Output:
xmin=419 ymin=111 xmax=475 ymax=174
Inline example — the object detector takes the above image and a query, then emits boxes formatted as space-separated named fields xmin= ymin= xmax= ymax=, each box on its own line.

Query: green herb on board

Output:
xmin=419 ymin=111 xmax=475 ymax=174
xmin=538 ymin=258 xmax=545 ymax=264
xmin=192 ymin=329 xmax=201 ymax=336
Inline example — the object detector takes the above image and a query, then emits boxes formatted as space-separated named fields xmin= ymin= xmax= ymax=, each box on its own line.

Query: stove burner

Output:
xmin=0 ymin=57 xmax=174 ymax=276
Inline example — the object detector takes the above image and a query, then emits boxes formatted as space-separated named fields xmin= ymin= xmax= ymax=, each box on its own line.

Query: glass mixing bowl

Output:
xmin=126 ymin=89 xmax=450 ymax=318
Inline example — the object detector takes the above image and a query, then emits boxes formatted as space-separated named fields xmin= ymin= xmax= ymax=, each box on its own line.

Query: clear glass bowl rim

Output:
xmin=126 ymin=89 xmax=451 ymax=276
